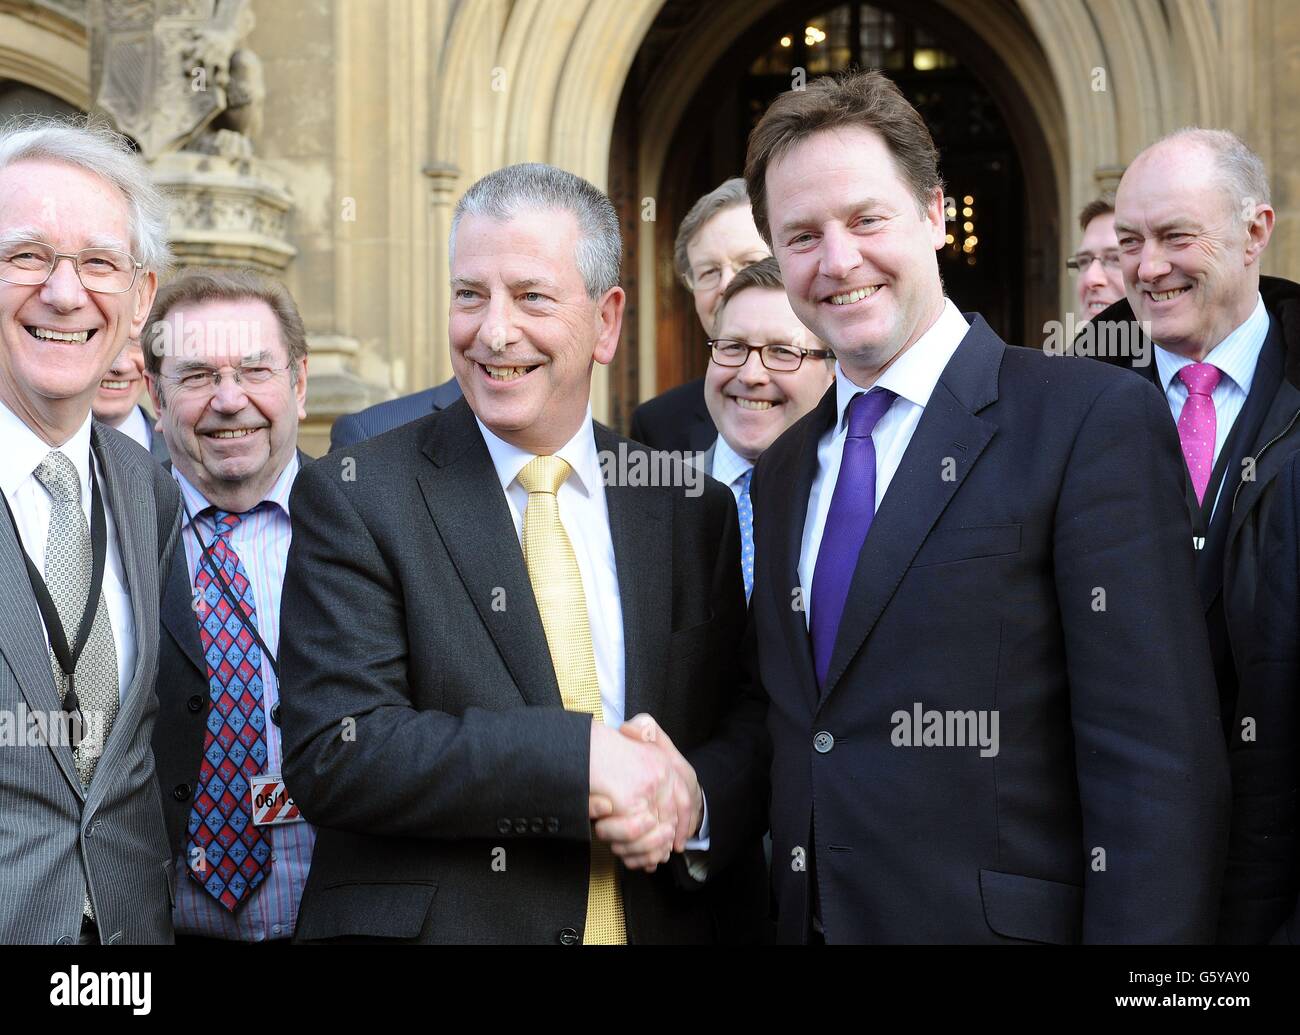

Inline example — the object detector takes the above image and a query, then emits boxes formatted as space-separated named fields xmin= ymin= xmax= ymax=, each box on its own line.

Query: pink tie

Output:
xmin=1176 ymin=363 xmax=1222 ymax=505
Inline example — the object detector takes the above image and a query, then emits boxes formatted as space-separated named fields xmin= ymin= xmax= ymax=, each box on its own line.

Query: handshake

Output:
xmin=588 ymin=713 xmax=704 ymax=872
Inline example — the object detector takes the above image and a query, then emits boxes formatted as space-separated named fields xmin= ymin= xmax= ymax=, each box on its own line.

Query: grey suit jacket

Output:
xmin=0 ymin=421 xmax=182 ymax=944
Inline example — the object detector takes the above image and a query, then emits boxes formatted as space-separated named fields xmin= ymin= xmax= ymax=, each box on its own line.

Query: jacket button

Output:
xmin=497 ymin=818 xmax=511 ymax=834
xmin=513 ymin=818 xmax=527 ymax=834
xmin=186 ymin=694 xmax=204 ymax=713
xmin=546 ymin=818 xmax=559 ymax=834
xmin=56 ymin=935 xmax=74 ymax=945
xmin=558 ymin=927 xmax=580 ymax=946
xmin=814 ymin=731 xmax=834 ymax=753
xmin=530 ymin=818 xmax=543 ymax=833
xmin=173 ymin=783 xmax=191 ymax=802
xmin=271 ymin=703 xmax=281 ymax=726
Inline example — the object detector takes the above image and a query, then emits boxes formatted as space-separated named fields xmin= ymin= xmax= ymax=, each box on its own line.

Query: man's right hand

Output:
xmin=588 ymin=720 xmax=682 ymax=872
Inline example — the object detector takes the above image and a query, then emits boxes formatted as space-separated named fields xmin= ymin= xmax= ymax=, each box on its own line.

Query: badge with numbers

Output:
xmin=250 ymin=773 xmax=304 ymax=826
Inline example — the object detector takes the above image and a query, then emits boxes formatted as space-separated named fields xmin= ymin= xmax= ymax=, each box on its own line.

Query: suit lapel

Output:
xmin=416 ymin=402 xmax=562 ymax=708
xmin=819 ymin=319 xmax=1001 ymax=703
xmin=598 ymin=427 xmax=672 ymax=724
xmin=771 ymin=387 xmax=835 ymax=711
xmin=161 ymin=531 xmax=205 ymax=675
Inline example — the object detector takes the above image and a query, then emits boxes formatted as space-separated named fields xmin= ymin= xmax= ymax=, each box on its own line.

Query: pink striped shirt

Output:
xmin=170 ymin=455 xmax=316 ymax=941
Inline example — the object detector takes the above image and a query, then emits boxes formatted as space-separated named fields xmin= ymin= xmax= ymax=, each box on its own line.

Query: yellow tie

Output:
xmin=518 ymin=455 xmax=627 ymax=945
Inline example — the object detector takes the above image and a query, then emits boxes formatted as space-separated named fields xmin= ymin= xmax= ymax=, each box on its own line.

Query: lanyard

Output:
xmin=182 ymin=499 xmax=279 ymax=680
xmin=0 ymin=458 xmax=107 ymax=721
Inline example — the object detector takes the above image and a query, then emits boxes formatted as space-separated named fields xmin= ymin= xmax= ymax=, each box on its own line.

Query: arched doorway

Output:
xmin=609 ymin=0 xmax=1057 ymax=422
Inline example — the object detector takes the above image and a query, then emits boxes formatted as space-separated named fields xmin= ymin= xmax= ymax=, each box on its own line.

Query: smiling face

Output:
xmin=449 ymin=208 xmax=624 ymax=454
xmin=684 ymin=204 xmax=770 ymax=331
xmin=93 ymin=339 xmax=147 ymax=427
xmin=0 ymin=159 xmax=156 ymax=444
xmin=1075 ymin=212 xmax=1125 ymax=319
xmin=765 ymin=126 xmax=946 ymax=386
xmin=705 ymin=286 xmax=834 ymax=461
xmin=1114 ymin=141 xmax=1273 ymax=359
xmin=149 ymin=297 xmax=306 ymax=511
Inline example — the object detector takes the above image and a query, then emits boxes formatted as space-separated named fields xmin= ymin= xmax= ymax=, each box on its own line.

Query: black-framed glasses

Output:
xmin=0 ymin=239 xmax=143 ymax=295
xmin=707 ymin=338 xmax=833 ymax=372
xmin=1066 ymin=251 xmax=1121 ymax=272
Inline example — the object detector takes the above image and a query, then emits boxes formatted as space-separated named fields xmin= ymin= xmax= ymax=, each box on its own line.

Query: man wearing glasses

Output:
xmin=1067 ymin=194 xmax=1125 ymax=322
xmin=630 ymin=178 xmax=770 ymax=452
xmin=0 ymin=117 xmax=181 ymax=944
xmin=701 ymin=257 xmax=834 ymax=601
xmin=141 ymin=268 xmax=315 ymax=944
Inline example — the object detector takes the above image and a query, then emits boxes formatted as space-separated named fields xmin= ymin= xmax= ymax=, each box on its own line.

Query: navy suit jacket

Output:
xmin=329 ymin=378 xmax=462 ymax=451
xmin=628 ymin=378 xmax=716 ymax=453
xmin=750 ymin=315 xmax=1231 ymax=943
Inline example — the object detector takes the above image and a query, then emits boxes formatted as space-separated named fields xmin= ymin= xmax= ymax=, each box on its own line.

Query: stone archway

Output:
xmin=0 ymin=2 xmax=89 ymax=110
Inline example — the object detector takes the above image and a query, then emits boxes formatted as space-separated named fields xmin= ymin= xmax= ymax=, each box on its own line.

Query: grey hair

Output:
xmin=0 ymin=114 xmax=172 ymax=273
xmin=1155 ymin=127 xmax=1271 ymax=216
xmin=449 ymin=162 xmax=620 ymax=299
xmin=674 ymin=177 xmax=750 ymax=284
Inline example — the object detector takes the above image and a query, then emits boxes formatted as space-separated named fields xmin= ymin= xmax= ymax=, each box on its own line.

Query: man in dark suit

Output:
xmin=628 ymin=178 xmax=769 ymax=452
xmin=143 ymin=268 xmax=316 ymax=943
xmin=93 ymin=341 xmax=168 ymax=461
xmin=743 ymin=70 xmax=1230 ymax=943
xmin=0 ymin=117 xmax=181 ymax=944
xmin=1236 ymin=450 xmax=1300 ymax=944
xmin=328 ymin=376 xmax=461 ymax=451
xmin=279 ymin=161 xmax=768 ymax=944
xmin=1087 ymin=129 xmax=1300 ymax=942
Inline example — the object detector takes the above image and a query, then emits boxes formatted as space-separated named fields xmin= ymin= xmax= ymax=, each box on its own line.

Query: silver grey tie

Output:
xmin=33 ymin=451 xmax=119 ymax=788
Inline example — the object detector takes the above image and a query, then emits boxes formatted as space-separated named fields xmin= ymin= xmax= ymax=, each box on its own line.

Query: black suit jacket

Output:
xmin=152 ymin=451 xmax=312 ymax=857
xmin=328 ymin=377 xmax=463 ymax=451
xmin=628 ymin=377 xmax=715 ymax=453
xmin=751 ymin=315 xmax=1230 ymax=944
xmin=279 ymin=400 xmax=768 ymax=943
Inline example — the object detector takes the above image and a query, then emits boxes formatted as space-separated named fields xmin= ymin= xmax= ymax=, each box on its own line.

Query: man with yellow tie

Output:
xmin=278 ymin=162 xmax=769 ymax=944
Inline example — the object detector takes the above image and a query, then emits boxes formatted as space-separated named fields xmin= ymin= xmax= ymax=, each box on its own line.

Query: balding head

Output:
xmin=1113 ymin=128 xmax=1273 ymax=360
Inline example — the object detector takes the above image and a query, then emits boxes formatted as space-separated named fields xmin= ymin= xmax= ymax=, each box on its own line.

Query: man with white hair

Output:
xmin=0 ymin=116 xmax=182 ymax=943
xmin=1092 ymin=127 xmax=1300 ymax=942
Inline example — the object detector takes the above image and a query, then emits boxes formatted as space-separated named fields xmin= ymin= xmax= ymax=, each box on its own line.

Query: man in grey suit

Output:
xmin=327 ymin=376 xmax=461 ymax=450
xmin=0 ymin=117 xmax=181 ymax=944
xmin=280 ymin=162 xmax=769 ymax=943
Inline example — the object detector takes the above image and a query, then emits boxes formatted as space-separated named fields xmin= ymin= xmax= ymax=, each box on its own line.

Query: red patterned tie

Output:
xmin=1176 ymin=363 xmax=1222 ymax=505
xmin=185 ymin=509 xmax=272 ymax=911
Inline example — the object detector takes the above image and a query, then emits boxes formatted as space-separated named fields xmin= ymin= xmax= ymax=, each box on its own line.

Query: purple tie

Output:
xmin=810 ymin=389 xmax=896 ymax=688
xmin=1176 ymin=363 xmax=1222 ymax=505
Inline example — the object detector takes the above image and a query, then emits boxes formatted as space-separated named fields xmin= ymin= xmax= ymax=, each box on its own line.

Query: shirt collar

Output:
xmin=833 ymin=297 xmax=970 ymax=431
xmin=0 ymin=398 xmax=94 ymax=504
xmin=711 ymin=433 xmax=754 ymax=487
xmin=1153 ymin=293 xmax=1268 ymax=395
xmin=476 ymin=408 xmax=601 ymax=499
xmin=174 ymin=451 xmax=301 ymax=529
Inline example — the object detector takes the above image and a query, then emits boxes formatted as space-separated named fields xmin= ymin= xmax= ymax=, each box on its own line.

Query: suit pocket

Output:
xmin=979 ymin=868 xmax=1082 ymax=944
xmin=296 ymin=881 xmax=438 ymax=942
xmin=912 ymin=524 xmax=1021 ymax=568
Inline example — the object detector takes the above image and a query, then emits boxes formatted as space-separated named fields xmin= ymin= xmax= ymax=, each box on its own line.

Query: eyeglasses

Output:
xmin=685 ymin=254 xmax=770 ymax=292
xmin=160 ymin=365 xmax=292 ymax=395
xmin=0 ymin=240 xmax=143 ymax=294
xmin=1066 ymin=251 xmax=1121 ymax=272
xmin=707 ymin=339 xmax=833 ymax=372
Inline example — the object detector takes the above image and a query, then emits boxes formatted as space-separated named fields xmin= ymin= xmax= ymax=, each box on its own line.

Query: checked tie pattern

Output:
xmin=185 ymin=509 xmax=271 ymax=911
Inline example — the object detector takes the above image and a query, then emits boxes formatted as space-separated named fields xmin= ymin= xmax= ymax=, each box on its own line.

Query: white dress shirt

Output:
xmin=798 ymin=298 xmax=971 ymax=626
xmin=477 ymin=411 xmax=710 ymax=850
xmin=710 ymin=433 xmax=755 ymax=505
xmin=0 ymin=400 xmax=136 ymax=703
xmin=1153 ymin=293 xmax=1269 ymax=522
xmin=116 ymin=405 xmax=154 ymax=452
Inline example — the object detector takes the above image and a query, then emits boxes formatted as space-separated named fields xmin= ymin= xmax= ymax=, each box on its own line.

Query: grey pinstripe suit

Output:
xmin=0 ymin=423 xmax=182 ymax=944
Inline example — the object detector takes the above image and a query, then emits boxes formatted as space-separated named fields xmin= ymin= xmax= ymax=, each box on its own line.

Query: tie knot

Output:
xmin=518 ymin=454 xmax=571 ymax=496
xmin=33 ymin=451 xmax=81 ymax=504
xmin=846 ymin=389 xmax=895 ymax=439
xmin=1178 ymin=362 xmax=1222 ymax=397
xmin=205 ymin=508 xmax=245 ymax=541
